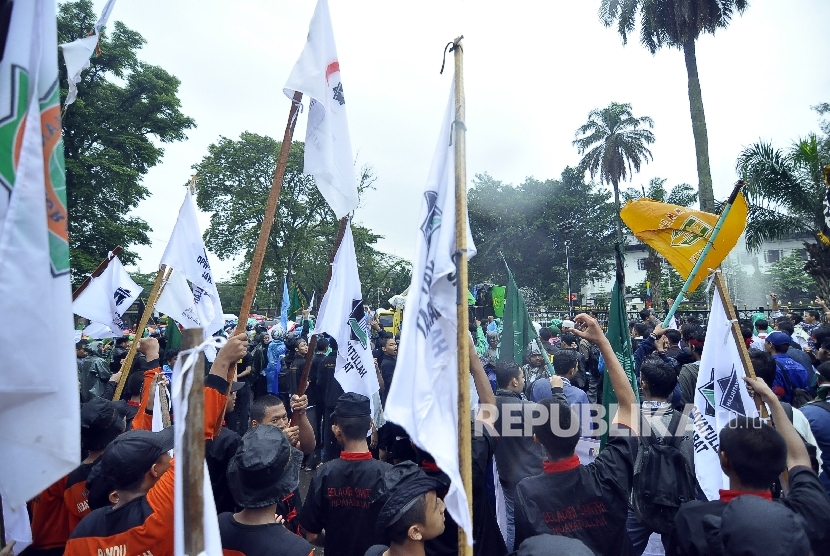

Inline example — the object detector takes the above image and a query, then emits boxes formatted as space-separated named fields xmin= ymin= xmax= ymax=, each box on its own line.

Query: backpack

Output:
xmin=632 ymin=410 xmax=697 ymax=535
xmin=774 ymin=360 xmax=813 ymax=408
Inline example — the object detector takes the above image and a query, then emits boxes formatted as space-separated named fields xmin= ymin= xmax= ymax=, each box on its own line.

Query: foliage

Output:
xmin=622 ymin=178 xmax=698 ymax=307
xmin=599 ymin=0 xmax=748 ymax=52
xmin=632 ymin=265 xmax=707 ymax=309
xmin=763 ymin=251 xmax=817 ymax=303
xmin=736 ymin=132 xmax=830 ymax=299
xmin=59 ymin=0 xmax=195 ymax=284
xmin=192 ymin=135 xmax=410 ymax=315
xmin=468 ymin=167 xmax=616 ymax=306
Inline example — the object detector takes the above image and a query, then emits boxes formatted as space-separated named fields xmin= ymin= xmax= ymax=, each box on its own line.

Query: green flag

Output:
xmin=600 ymin=279 xmax=639 ymax=448
xmin=500 ymin=264 xmax=538 ymax=366
xmin=288 ymin=283 xmax=307 ymax=319
xmin=166 ymin=316 xmax=181 ymax=351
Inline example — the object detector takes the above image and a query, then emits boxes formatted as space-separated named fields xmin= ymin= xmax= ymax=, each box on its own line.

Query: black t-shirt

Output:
xmin=321 ymin=353 xmax=343 ymax=409
xmin=364 ymin=545 xmax=388 ymax=556
xmin=667 ymin=466 xmax=830 ymax=556
xmin=307 ymin=353 xmax=326 ymax=407
xmin=514 ymin=427 xmax=638 ymax=555
xmin=380 ymin=356 xmax=396 ymax=403
xmin=206 ymin=426 xmax=242 ymax=514
xmin=217 ymin=512 xmax=312 ymax=556
xmin=275 ymin=486 xmax=303 ymax=536
xmin=299 ymin=454 xmax=392 ymax=556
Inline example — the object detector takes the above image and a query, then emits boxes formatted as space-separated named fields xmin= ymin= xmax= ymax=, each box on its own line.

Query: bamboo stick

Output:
xmin=181 ymin=328 xmax=205 ymax=555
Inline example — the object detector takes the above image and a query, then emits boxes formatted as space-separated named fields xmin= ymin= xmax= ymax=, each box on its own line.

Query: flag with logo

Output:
xmin=314 ymin=222 xmax=383 ymax=426
xmin=72 ymin=255 xmax=142 ymax=335
xmin=288 ymin=283 xmax=307 ymax=319
xmin=820 ymin=165 xmax=830 ymax=246
xmin=600 ymin=278 xmax=640 ymax=449
xmin=283 ymin=0 xmax=358 ymax=219
xmin=501 ymin=263 xmax=539 ymax=365
xmin=384 ymin=82 xmax=475 ymax=545
xmin=155 ymin=268 xmax=202 ymax=330
xmin=620 ymin=194 xmax=748 ymax=290
xmin=0 ymin=0 xmax=80 ymax=507
xmin=59 ymin=0 xmax=117 ymax=107
xmin=693 ymin=284 xmax=758 ymax=500
xmin=160 ymin=190 xmax=224 ymax=338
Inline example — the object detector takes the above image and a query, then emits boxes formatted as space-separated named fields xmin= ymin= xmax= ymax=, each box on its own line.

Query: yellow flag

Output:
xmin=620 ymin=193 xmax=748 ymax=291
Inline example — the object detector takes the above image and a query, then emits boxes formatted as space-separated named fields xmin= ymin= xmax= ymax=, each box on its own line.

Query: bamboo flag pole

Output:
xmin=292 ymin=216 xmax=349 ymax=426
xmin=158 ymin=381 xmax=172 ymax=429
xmin=72 ymin=246 xmax=123 ymax=301
xmin=180 ymin=328 xmax=206 ymax=555
xmin=661 ymin=181 xmax=746 ymax=328
xmin=712 ymin=271 xmax=768 ymax=418
xmin=214 ymin=92 xmax=304 ymax=432
xmin=452 ymin=36 xmax=473 ymax=556
xmin=113 ymin=265 xmax=172 ymax=399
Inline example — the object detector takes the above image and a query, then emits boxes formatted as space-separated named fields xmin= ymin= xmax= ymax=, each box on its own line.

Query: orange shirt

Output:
xmin=64 ymin=461 xmax=96 ymax=531
xmin=29 ymin=474 xmax=71 ymax=550
xmin=64 ymin=371 xmax=228 ymax=556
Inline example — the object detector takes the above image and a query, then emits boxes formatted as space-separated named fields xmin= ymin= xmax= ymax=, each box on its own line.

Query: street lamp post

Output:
xmin=565 ymin=239 xmax=573 ymax=317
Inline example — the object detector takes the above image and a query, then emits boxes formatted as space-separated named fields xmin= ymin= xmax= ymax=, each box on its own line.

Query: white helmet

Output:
xmin=270 ymin=325 xmax=287 ymax=341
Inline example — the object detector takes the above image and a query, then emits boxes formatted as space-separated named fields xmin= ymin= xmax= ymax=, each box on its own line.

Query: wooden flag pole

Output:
xmin=215 ymin=92 xmax=303 ymax=432
xmin=181 ymin=328 xmax=206 ymax=555
xmin=661 ymin=181 xmax=745 ymax=327
xmin=452 ymin=35 xmax=473 ymax=556
xmin=113 ymin=265 xmax=172 ymax=399
xmin=712 ymin=271 xmax=769 ymax=419
xmin=158 ymin=382 xmax=172 ymax=429
xmin=72 ymin=246 xmax=123 ymax=301
xmin=292 ymin=216 xmax=349 ymax=426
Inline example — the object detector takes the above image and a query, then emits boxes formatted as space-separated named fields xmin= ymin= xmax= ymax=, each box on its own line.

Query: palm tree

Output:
xmin=737 ymin=134 xmax=830 ymax=299
xmin=599 ymin=0 xmax=749 ymax=213
xmin=573 ymin=102 xmax=655 ymax=281
xmin=623 ymin=178 xmax=698 ymax=308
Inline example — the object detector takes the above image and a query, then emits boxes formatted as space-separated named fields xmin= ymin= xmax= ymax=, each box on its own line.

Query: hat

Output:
xmin=227 ymin=425 xmax=302 ymax=508
xmin=331 ymin=392 xmax=371 ymax=421
xmin=100 ymin=427 xmax=174 ymax=489
xmin=81 ymin=397 xmax=124 ymax=431
xmin=516 ymin=534 xmax=594 ymax=556
xmin=231 ymin=381 xmax=245 ymax=393
xmin=719 ymin=495 xmax=810 ymax=556
xmin=528 ymin=345 xmax=542 ymax=356
xmin=561 ymin=320 xmax=575 ymax=329
xmin=549 ymin=325 xmax=561 ymax=337
xmin=375 ymin=462 xmax=444 ymax=534
xmin=85 ymin=461 xmax=114 ymax=511
xmin=765 ymin=331 xmax=792 ymax=347
xmin=270 ymin=325 xmax=287 ymax=341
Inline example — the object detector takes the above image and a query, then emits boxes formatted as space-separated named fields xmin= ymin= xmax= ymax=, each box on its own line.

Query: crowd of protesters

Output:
xmin=13 ymin=294 xmax=830 ymax=556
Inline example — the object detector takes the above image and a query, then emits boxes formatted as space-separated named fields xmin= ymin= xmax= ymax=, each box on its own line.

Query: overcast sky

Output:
xmin=84 ymin=0 xmax=830 ymax=281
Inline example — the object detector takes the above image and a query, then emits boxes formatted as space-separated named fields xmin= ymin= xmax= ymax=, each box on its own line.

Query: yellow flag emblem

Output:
xmin=620 ymin=194 xmax=748 ymax=291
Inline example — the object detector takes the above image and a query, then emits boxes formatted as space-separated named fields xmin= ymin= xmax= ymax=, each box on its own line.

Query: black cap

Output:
xmin=231 ymin=381 xmax=245 ymax=393
xmin=100 ymin=427 xmax=174 ymax=489
xmin=227 ymin=425 xmax=302 ymax=508
xmin=81 ymin=398 xmax=126 ymax=451
xmin=85 ymin=460 xmax=114 ymax=511
xmin=375 ymin=462 xmax=443 ymax=534
xmin=331 ymin=392 xmax=370 ymax=421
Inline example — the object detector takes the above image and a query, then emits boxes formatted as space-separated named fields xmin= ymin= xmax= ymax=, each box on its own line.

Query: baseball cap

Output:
xmin=231 ymin=381 xmax=245 ymax=393
xmin=100 ymin=427 xmax=174 ymax=489
xmin=375 ymin=462 xmax=444 ymax=534
xmin=766 ymin=331 xmax=792 ymax=347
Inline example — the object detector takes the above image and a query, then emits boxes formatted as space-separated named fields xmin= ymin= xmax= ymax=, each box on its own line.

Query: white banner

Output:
xmin=384 ymin=81 xmax=476 ymax=544
xmin=156 ymin=268 xmax=202 ymax=329
xmin=314 ymin=222 xmax=383 ymax=426
xmin=59 ymin=0 xmax=117 ymax=107
xmin=693 ymin=290 xmax=759 ymax=500
xmin=72 ymin=255 xmax=141 ymax=335
xmin=284 ymin=0 xmax=358 ymax=219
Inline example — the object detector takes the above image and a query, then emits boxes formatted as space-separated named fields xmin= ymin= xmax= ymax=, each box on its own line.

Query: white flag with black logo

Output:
xmin=160 ymin=190 xmax=224 ymax=338
xmin=313 ymin=222 xmax=383 ymax=426
xmin=72 ymin=255 xmax=141 ymax=335
xmin=384 ymin=81 xmax=475 ymax=544
xmin=155 ymin=268 xmax=202 ymax=329
xmin=283 ymin=0 xmax=358 ymax=219
xmin=693 ymin=290 xmax=758 ymax=500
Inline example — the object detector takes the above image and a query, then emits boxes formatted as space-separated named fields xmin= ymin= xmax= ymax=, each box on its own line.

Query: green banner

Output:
xmin=500 ymin=264 xmax=538 ymax=366
xmin=600 ymin=279 xmax=639 ymax=449
xmin=166 ymin=316 xmax=181 ymax=351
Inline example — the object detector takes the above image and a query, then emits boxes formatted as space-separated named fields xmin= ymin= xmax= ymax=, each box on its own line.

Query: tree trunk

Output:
xmin=683 ymin=39 xmax=715 ymax=213
xmin=805 ymin=240 xmax=830 ymax=301
xmin=645 ymin=247 xmax=663 ymax=309
xmin=612 ymin=178 xmax=625 ymax=286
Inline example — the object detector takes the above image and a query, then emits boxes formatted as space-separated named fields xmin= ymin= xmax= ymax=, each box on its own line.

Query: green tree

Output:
xmin=573 ymin=102 xmax=655 ymax=281
xmin=59 ymin=0 xmax=195 ymax=284
xmin=623 ymin=178 xmax=698 ymax=308
xmin=599 ymin=0 xmax=748 ymax=213
xmin=764 ymin=251 xmax=817 ymax=303
xmin=193 ymin=134 xmax=409 ymax=313
xmin=736 ymin=134 xmax=830 ymax=299
xmin=468 ymin=167 xmax=616 ymax=306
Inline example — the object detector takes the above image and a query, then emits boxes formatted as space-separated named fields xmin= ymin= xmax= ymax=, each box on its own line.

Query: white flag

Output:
xmin=59 ymin=0 xmax=117 ymax=107
xmin=693 ymin=289 xmax=758 ymax=500
xmin=2 ymin=498 xmax=32 ymax=555
xmin=82 ymin=321 xmax=120 ymax=339
xmin=72 ymin=255 xmax=142 ymax=335
xmin=384 ymin=82 xmax=476 ymax=544
xmin=0 ymin=0 xmax=80 ymax=507
xmin=314 ymin=222 xmax=384 ymax=426
xmin=160 ymin=190 xmax=224 ymax=338
xmin=156 ymin=268 xmax=202 ymax=329
xmin=284 ymin=0 xmax=358 ymax=219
